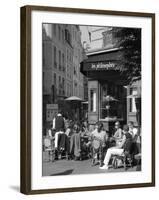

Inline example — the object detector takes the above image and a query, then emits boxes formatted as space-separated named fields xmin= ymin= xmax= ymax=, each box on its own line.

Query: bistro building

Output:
xmin=80 ymin=47 xmax=141 ymax=133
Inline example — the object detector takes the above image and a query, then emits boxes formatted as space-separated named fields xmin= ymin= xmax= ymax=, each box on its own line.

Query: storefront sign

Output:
xmin=81 ymin=61 xmax=124 ymax=72
xmin=91 ymin=62 xmax=122 ymax=71
xmin=46 ymin=104 xmax=58 ymax=122
xmin=46 ymin=104 xmax=58 ymax=109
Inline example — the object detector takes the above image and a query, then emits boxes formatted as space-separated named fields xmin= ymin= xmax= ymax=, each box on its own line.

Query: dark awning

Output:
xmin=80 ymin=48 xmax=129 ymax=85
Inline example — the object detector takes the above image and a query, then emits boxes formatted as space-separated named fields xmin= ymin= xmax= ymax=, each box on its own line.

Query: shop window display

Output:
xmin=99 ymin=83 xmax=125 ymax=121
xmin=90 ymin=89 xmax=97 ymax=112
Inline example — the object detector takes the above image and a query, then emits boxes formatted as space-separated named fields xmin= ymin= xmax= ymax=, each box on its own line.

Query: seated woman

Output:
xmin=85 ymin=124 xmax=95 ymax=145
xmin=79 ymin=123 xmax=95 ymax=160
xmin=65 ymin=120 xmax=72 ymax=137
xmin=80 ymin=121 xmax=90 ymax=145
xmin=110 ymin=121 xmax=123 ymax=147
xmin=81 ymin=121 xmax=89 ymax=134
xmin=91 ymin=122 xmax=109 ymax=166
xmin=100 ymin=125 xmax=133 ymax=170
xmin=70 ymin=124 xmax=82 ymax=160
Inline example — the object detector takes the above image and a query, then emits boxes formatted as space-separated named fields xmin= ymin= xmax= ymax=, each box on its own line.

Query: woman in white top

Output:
xmin=113 ymin=121 xmax=123 ymax=146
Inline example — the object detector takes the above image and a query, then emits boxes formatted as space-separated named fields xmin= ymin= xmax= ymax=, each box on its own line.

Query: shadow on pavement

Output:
xmin=50 ymin=169 xmax=74 ymax=176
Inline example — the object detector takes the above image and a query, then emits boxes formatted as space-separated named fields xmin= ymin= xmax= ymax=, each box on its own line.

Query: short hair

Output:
xmin=115 ymin=121 xmax=120 ymax=126
xmin=73 ymin=123 xmax=80 ymax=132
xmin=128 ymin=121 xmax=134 ymax=125
xmin=123 ymin=125 xmax=129 ymax=132
xmin=96 ymin=121 xmax=103 ymax=128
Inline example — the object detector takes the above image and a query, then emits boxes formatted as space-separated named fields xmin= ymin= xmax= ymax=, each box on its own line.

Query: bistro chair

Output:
xmin=91 ymin=137 xmax=106 ymax=167
xmin=43 ymin=136 xmax=55 ymax=162
xmin=112 ymin=150 xmax=133 ymax=170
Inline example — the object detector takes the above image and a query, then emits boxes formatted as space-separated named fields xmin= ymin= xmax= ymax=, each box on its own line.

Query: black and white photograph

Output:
xmin=42 ymin=23 xmax=142 ymax=176
xmin=20 ymin=6 xmax=155 ymax=193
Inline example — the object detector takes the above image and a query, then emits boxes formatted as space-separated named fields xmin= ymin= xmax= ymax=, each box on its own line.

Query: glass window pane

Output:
xmin=129 ymin=87 xmax=137 ymax=112
xmin=99 ymin=83 xmax=124 ymax=120
xmin=90 ymin=90 xmax=96 ymax=112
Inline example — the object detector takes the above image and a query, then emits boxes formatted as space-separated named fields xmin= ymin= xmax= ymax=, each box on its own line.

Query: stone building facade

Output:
xmin=42 ymin=23 xmax=86 ymax=129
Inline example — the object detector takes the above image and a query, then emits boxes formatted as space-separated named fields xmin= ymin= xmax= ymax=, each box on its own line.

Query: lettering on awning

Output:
xmin=91 ymin=62 xmax=122 ymax=71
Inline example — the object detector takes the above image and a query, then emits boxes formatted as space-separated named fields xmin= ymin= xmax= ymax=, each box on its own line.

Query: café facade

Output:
xmin=80 ymin=47 xmax=141 ymax=133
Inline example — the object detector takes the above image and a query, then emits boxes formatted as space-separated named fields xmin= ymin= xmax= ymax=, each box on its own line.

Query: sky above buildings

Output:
xmin=79 ymin=25 xmax=108 ymax=51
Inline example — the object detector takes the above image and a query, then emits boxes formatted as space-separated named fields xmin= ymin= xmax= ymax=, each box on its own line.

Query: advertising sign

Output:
xmin=46 ymin=104 xmax=58 ymax=122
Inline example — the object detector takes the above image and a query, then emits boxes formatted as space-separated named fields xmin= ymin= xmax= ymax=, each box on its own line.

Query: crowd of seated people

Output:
xmin=44 ymin=111 xmax=141 ymax=169
xmin=46 ymin=111 xmax=93 ymax=160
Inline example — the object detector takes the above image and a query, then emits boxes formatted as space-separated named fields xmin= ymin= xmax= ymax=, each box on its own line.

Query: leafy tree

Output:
xmin=112 ymin=27 xmax=141 ymax=83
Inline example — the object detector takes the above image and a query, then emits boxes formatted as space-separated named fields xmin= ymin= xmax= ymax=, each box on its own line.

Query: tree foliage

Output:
xmin=112 ymin=27 xmax=141 ymax=83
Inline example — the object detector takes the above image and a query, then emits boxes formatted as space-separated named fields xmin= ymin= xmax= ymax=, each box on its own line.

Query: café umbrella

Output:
xmin=65 ymin=96 xmax=83 ymax=121
xmin=127 ymin=94 xmax=141 ymax=99
xmin=65 ymin=96 xmax=83 ymax=102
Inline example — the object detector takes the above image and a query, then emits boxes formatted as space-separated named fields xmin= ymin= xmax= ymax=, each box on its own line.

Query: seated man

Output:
xmin=85 ymin=124 xmax=95 ymax=145
xmin=128 ymin=121 xmax=140 ymax=156
xmin=91 ymin=122 xmax=108 ymax=144
xmin=100 ymin=125 xmax=132 ymax=170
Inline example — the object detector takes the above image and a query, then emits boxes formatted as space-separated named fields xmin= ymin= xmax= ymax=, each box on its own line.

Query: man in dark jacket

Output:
xmin=52 ymin=111 xmax=65 ymax=149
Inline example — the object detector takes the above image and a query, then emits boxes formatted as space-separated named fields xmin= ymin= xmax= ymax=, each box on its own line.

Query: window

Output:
xmin=59 ymin=50 xmax=61 ymax=70
xmin=54 ymin=73 xmax=56 ymax=86
xmin=65 ymin=29 xmax=71 ymax=45
xmin=62 ymin=53 xmax=65 ymax=71
xmin=59 ymin=76 xmax=61 ymax=95
xmin=67 ymin=50 xmax=69 ymax=61
xmin=74 ymin=66 xmax=76 ymax=75
xmin=90 ymin=89 xmax=96 ymax=112
xmin=62 ymin=78 xmax=65 ymax=95
xmin=99 ymin=83 xmax=123 ymax=119
xmin=62 ymin=29 xmax=64 ymax=43
xmin=42 ymin=43 xmax=45 ymax=66
xmin=54 ymin=46 xmax=57 ymax=68
xmin=129 ymin=87 xmax=137 ymax=112
xmin=53 ymin=24 xmax=56 ymax=36
xmin=58 ymin=26 xmax=61 ymax=40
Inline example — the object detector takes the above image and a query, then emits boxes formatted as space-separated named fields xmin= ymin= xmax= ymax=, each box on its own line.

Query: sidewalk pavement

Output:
xmin=42 ymin=152 xmax=139 ymax=176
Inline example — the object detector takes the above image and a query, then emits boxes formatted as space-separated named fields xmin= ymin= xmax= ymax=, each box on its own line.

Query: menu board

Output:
xmin=46 ymin=104 xmax=58 ymax=122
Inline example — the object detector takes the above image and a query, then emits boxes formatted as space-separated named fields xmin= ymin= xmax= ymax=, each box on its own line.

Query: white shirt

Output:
xmin=91 ymin=129 xmax=108 ymax=142
xmin=129 ymin=127 xmax=138 ymax=138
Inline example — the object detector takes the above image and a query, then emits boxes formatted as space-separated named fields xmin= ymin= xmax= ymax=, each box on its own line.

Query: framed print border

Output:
xmin=20 ymin=5 xmax=155 ymax=195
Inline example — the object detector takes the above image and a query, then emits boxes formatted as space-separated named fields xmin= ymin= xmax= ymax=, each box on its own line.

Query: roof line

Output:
xmin=86 ymin=47 xmax=121 ymax=56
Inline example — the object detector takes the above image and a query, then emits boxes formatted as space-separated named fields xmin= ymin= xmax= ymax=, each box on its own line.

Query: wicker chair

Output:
xmin=43 ymin=137 xmax=55 ymax=162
